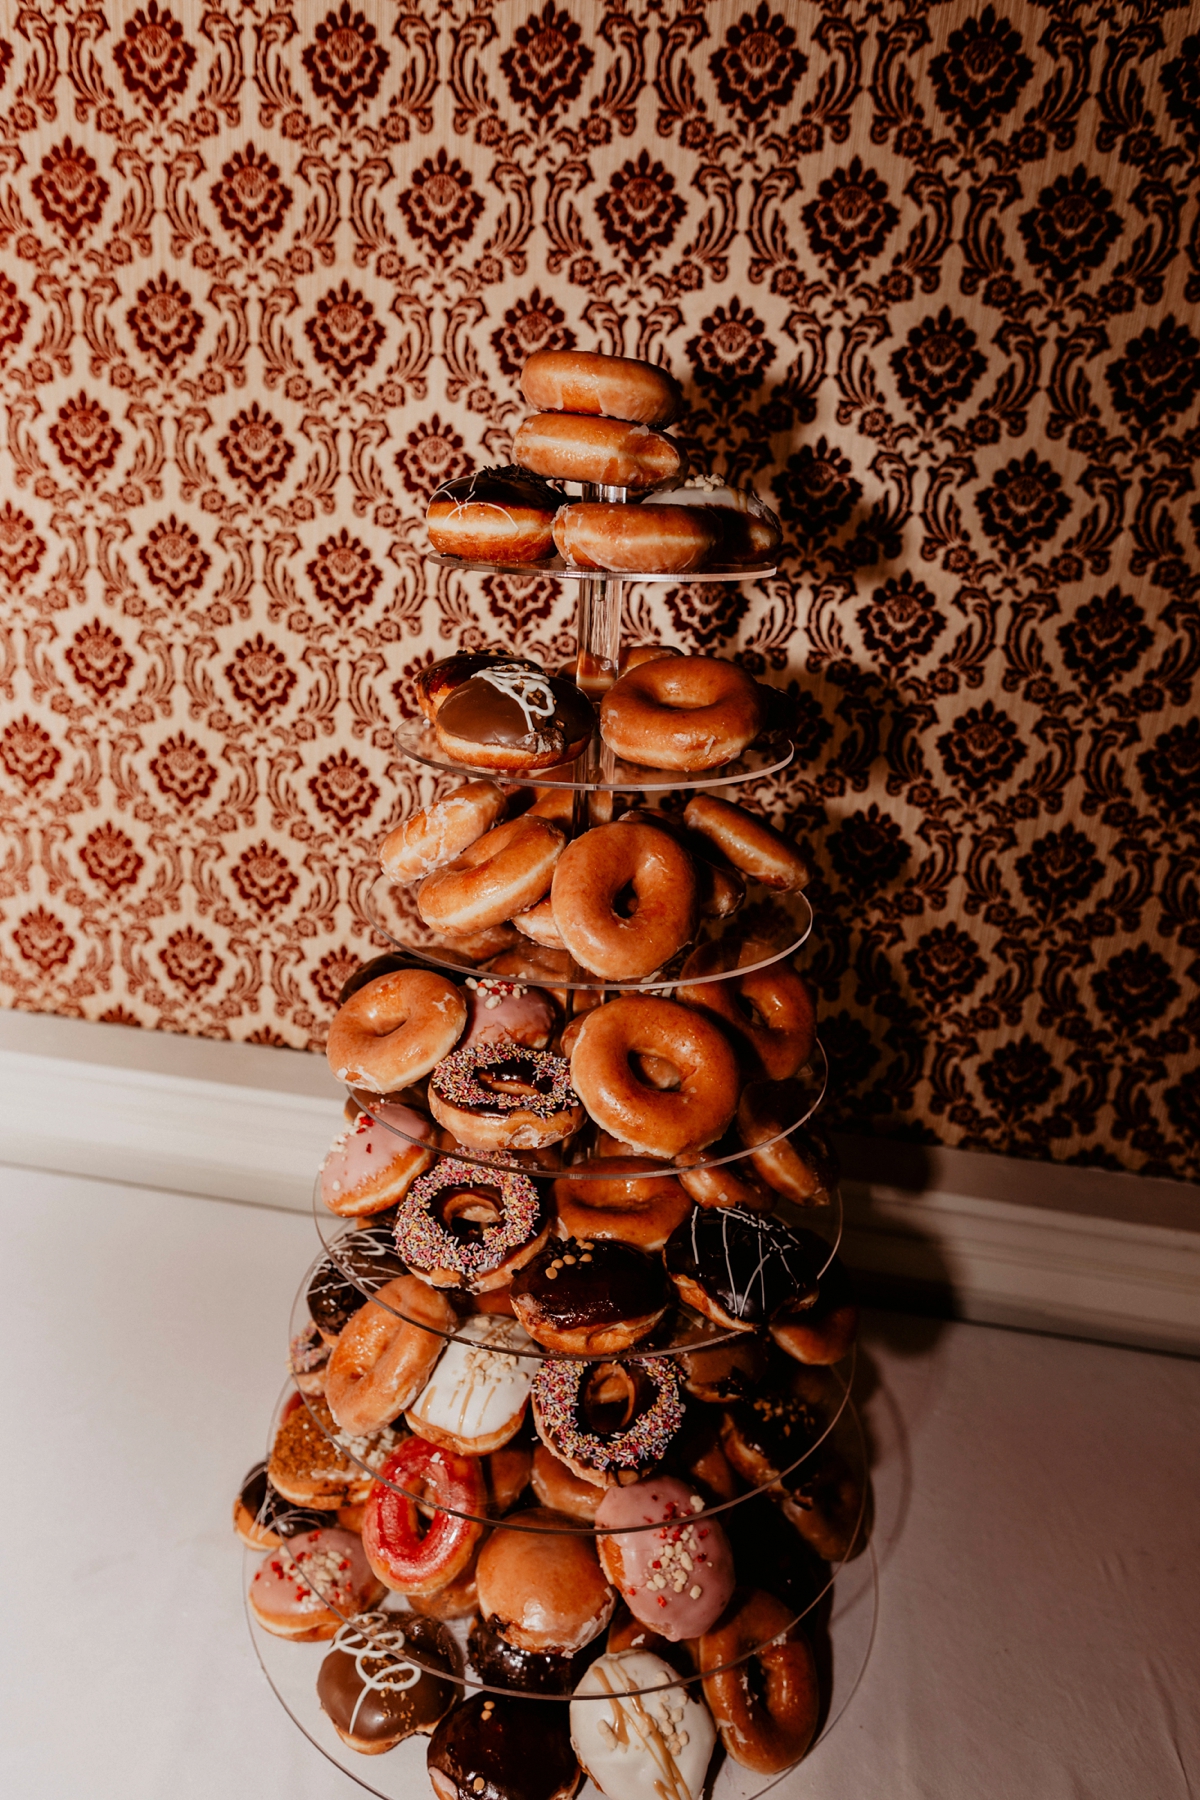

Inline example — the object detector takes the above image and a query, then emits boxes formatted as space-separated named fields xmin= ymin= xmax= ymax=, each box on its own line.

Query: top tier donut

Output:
xmin=520 ymin=350 xmax=682 ymax=428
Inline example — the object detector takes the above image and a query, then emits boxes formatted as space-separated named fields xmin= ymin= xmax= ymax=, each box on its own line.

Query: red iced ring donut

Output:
xmin=362 ymin=1438 xmax=486 ymax=1596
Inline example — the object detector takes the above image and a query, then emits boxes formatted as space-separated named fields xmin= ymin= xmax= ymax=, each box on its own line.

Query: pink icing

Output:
xmin=250 ymin=1528 xmax=379 ymax=1619
xmin=596 ymin=1476 xmax=735 ymax=1641
xmin=320 ymin=1106 xmax=432 ymax=1207
xmin=458 ymin=980 xmax=556 ymax=1053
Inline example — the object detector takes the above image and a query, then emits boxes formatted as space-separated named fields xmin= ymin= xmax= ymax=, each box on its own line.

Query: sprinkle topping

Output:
xmin=394 ymin=1157 xmax=543 ymax=1279
xmin=431 ymin=1042 xmax=578 ymax=1121
xmin=531 ymin=1357 xmax=683 ymax=1476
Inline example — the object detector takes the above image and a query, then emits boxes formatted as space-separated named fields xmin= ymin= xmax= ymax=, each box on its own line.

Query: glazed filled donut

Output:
xmin=317 ymin=1612 xmax=461 ymax=1752
xmin=521 ymin=348 xmax=682 ymax=426
xmin=362 ymin=1438 xmax=487 ymax=1595
xmin=487 ymin=1443 xmax=533 ymax=1514
xmin=513 ymin=413 xmax=682 ymax=489
xmin=426 ymin=467 xmax=563 ymax=564
xmin=572 ymin=1652 xmax=716 ymax=1800
xmin=326 ymin=970 xmax=468 ymax=1094
xmin=428 ymin=1692 xmax=581 ymax=1800
xmin=698 ymin=1588 xmax=819 ymax=1773
xmin=651 ymin=475 xmax=783 ymax=564
xmin=600 ymin=656 xmax=765 ymax=772
xmin=675 ymin=1150 xmax=776 ymax=1212
xmin=476 ymin=1507 xmax=615 ymax=1654
xmin=738 ymin=1083 xmax=833 ymax=1204
xmin=249 ymin=1529 xmax=385 ymax=1642
xmin=553 ymin=502 xmax=716 ymax=576
xmin=320 ymin=1105 xmax=436 ymax=1217
xmin=380 ymin=781 xmax=507 ymax=884
xmin=550 ymin=822 xmax=698 ymax=980
xmin=677 ymin=940 xmax=816 ymax=1080
xmin=434 ymin=666 xmax=594 ymax=775
xmin=416 ymin=653 xmax=542 ymax=722
xmin=511 ymin=894 xmax=565 ymax=948
xmin=405 ymin=1314 xmax=534 ymax=1456
xmin=428 ymin=1043 xmax=583 ymax=1150
xmin=530 ymin=1355 xmax=685 ymax=1487
xmin=268 ymin=1394 xmax=402 ymax=1510
xmin=417 ymin=817 xmax=565 ymax=936
xmin=595 ymin=1476 xmax=736 ymax=1641
xmin=664 ymin=1205 xmax=823 ymax=1333
xmin=770 ymin=1248 xmax=858 ymax=1365
xmin=530 ymin=1441 xmax=603 ymax=1519
xmin=683 ymin=794 xmax=810 ymax=891
xmin=569 ymin=996 xmax=740 ymax=1158
xmin=393 ymin=1157 xmax=551 ymax=1291
xmin=457 ymin=976 xmax=557 ymax=1053
xmin=553 ymin=1158 xmax=693 ymax=1252
xmin=510 ymin=1235 xmax=671 ymax=1354
xmin=324 ymin=1275 xmax=456 ymax=1436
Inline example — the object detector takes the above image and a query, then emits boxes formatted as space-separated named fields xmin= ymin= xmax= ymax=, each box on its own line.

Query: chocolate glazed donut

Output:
xmin=428 ymin=1692 xmax=581 ymax=1800
xmin=511 ymin=1235 xmax=671 ymax=1353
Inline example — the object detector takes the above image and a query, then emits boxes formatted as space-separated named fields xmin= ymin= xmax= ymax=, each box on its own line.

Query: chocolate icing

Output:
xmin=237 ymin=1462 xmax=326 ymax=1538
xmin=317 ymin=1611 xmax=461 ymax=1744
xmin=429 ymin=467 xmax=564 ymax=513
xmin=307 ymin=1228 xmax=408 ymax=1333
xmin=428 ymin=1692 xmax=580 ymax=1800
xmin=663 ymin=1205 xmax=822 ymax=1327
xmin=468 ymin=1614 xmax=598 ymax=1696
xmin=723 ymin=1380 xmax=821 ymax=1478
xmin=437 ymin=668 xmax=593 ymax=756
xmin=512 ymin=1236 xmax=667 ymax=1330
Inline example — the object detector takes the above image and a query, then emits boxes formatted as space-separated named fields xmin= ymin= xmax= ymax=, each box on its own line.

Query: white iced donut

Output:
xmin=404 ymin=1313 xmax=534 ymax=1455
xmin=571 ymin=1651 xmax=716 ymax=1800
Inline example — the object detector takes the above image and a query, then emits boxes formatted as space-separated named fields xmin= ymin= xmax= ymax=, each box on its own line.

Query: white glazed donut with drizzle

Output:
xmin=571 ymin=1651 xmax=717 ymax=1800
xmin=404 ymin=1313 xmax=535 ymax=1455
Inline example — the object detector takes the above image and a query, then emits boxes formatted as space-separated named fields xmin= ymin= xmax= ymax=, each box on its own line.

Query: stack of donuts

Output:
xmin=425 ymin=349 xmax=782 ymax=576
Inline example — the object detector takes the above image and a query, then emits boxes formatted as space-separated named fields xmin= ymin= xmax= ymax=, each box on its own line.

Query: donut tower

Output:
xmin=235 ymin=348 xmax=874 ymax=1800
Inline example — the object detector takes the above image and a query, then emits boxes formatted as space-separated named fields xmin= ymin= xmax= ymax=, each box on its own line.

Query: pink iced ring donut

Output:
xmin=362 ymin=1439 xmax=486 ymax=1596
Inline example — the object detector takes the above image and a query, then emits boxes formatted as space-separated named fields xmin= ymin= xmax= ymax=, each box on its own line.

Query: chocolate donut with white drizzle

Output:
xmin=434 ymin=664 xmax=594 ymax=774
xmin=317 ymin=1611 xmax=461 ymax=1752
xmin=662 ymin=1204 xmax=824 ymax=1333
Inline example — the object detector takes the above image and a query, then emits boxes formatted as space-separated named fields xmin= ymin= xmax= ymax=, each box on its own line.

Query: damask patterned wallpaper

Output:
xmin=0 ymin=0 xmax=1197 ymax=1179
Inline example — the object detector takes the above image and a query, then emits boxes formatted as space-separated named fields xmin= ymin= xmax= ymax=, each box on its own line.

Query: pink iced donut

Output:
xmin=457 ymin=977 xmax=557 ymax=1054
xmin=320 ymin=1105 xmax=436 ymax=1217
xmin=248 ymin=1528 xmax=385 ymax=1641
xmin=595 ymin=1476 xmax=735 ymax=1641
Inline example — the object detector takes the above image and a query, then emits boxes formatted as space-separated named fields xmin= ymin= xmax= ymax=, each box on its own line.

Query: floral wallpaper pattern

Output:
xmin=0 ymin=0 xmax=1197 ymax=1179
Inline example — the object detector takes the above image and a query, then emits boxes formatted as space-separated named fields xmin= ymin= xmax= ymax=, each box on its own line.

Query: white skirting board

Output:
xmin=1 ymin=1007 xmax=1197 ymax=1355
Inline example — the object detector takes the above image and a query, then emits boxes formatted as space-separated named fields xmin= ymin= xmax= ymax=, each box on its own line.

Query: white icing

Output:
xmin=328 ymin=1613 xmax=423 ymax=1737
xmin=571 ymin=1652 xmax=716 ymax=1800
xmin=406 ymin=1313 xmax=533 ymax=1447
xmin=474 ymin=664 xmax=559 ymax=737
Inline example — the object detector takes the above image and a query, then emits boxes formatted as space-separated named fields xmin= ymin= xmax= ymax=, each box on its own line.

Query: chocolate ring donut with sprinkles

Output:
xmin=530 ymin=1355 xmax=685 ymax=1488
xmin=393 ymin=1157 xmax=551 ymax=1293
xmin=429 ymin=1042 xmax=583 ymax=1151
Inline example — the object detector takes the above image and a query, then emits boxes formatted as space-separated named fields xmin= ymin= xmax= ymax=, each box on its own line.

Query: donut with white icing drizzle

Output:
xmin=405 ymin=1313 xmax=534 ymax=1455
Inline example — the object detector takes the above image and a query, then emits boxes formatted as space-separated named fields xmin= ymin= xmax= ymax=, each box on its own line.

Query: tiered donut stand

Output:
xmin=240 ymin=490 xmax=877 ymax=1798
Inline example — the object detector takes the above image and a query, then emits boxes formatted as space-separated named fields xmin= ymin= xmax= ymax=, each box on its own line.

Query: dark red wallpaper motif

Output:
xmin=0 ymin=0 xmax=1197 ymax=1178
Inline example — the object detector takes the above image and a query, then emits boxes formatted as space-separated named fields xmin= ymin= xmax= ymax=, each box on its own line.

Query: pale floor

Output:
xmin=2 ymin=1163 xmax=1198 ymax=1800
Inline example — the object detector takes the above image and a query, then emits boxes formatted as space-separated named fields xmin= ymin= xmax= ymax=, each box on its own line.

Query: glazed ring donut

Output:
xmin=619 ymin=643 xmax=681 ymax=674
xmin=684 ymin=794 xmax=810 ymax=891
xmin=511 ymin=894 xmax=565 ymax=949
xmin=553 ymin=1158 xmax=693 ymax=1252
xmin=738 ymin=1086 xmax=834 ymax=1204
xmin=393 ymin=1156 xmax=551 ymax=1291
xmin=551 ymin=823 xmax=698 ymax=981
xmin=362 ymin=1439 xmax=486 ymax=1596
xmin=600 ymin=657 xmax=765 ymax=772
xmin=521 ymin=349 xmax=682 ymax=427
xmin=324 ymin=1275 xmax=456 ymax=1437
xmin=614 ymin=807 xmax=744 ymax=918
xmin=326 ymin=970 xmax=468 ymax=1094
xmin=513 ymin=413 xmax=682 ymax=489
xmin=429 ymin=1043 xmax=583 ymax=1150
xmin=530 ymin=1355 xmax=685 ymax=1487
xmin=698 ymin=1588 xmax=819 ymax=1773
xmin=677 ymin=940 xmax=816 ymax=1080
xmin=530 ymin=1441 xmax=603 ymax=1518
xmin=778 ymin=1440 xmax=867 ymax=1561
xmin=417 ymin=817 xmax=565 ymax=936
xmin=569 ymin=995 xmax=740 ymax=1158
xmin=675 ymin=1149 xmax=776 ymax=1212
xmin=379 ymin=781 xmax=506 ymax=884
xmin=553 ymin=502 xmax=716 ymax=576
